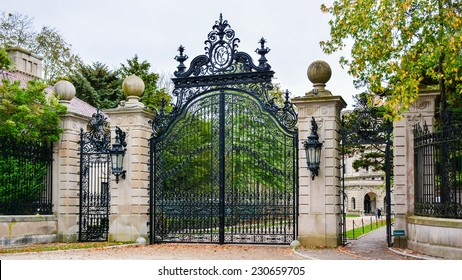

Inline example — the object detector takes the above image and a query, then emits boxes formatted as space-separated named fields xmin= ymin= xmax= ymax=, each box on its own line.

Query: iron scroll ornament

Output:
xmin=151 ymin=14 xmax=298 ymax=137
xmin=341 ymin=97 xmax=392 ymax=145
xmin=80 ymin=109 xmax=111 ymax=153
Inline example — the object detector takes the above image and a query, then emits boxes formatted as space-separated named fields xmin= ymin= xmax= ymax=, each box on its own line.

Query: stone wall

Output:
xmin=392 ymin=90 xmax=439 ymax=249
xmin=407 ymin=216 xmax=462 ymax=259
xmin=0 ymin=215 xmax=57 ymax=246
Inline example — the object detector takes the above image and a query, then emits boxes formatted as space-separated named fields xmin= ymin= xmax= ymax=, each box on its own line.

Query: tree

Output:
xmin=157 ymin=71 xmax=175 ymax=94
xmin=34 ymin=26 xmax=82 ymax=82
xmin=119 ymin=55 xmax=172 ymax=110
xmin=0 ymin=79 xmax=67 ymax=142
xmin=0 ymin=46 xmax=12 ymax=69
xmin=0 ymin=12 xmax=34 ymax=48
xmin=341 ymin=93 xmax=392 ymax=173
xmin=267 ymin=82 xmax=285 ymax=105
xmin=0 ymin=11 xmax=82 ymax=82
xmin=69 ymin=62 xmax=124 ymax=109
xmin=321 ymin=1 xmax=462 ymax=118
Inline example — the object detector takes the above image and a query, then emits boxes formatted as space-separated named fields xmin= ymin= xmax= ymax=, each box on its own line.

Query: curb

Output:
xmin=291 ymin=248 xmax=319 ymax=260
xmin=387 ymin=247 xmax=437 ymax=260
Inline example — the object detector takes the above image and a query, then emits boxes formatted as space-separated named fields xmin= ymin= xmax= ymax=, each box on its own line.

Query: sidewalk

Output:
xmin=295 ymin=226 xmax=439 ymax=260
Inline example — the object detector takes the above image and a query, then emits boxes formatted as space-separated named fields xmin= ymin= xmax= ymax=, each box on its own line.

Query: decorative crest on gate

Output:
xmin=80 ymin=109 xmax=111 ymax=153
xmin=151 ymin=14 xmax=298 ymax=137
xmin=174 ymin=13 xmax=270 ymax=78
xmin=341 ymin=96 xmax=392 ymax=145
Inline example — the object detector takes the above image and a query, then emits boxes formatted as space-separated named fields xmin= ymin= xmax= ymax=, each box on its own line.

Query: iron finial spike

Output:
xmin=174 ymin=45 xmax=188 ymax=74
xmin=284 ymin=90 xmax=291 ymax=107
xmin=285 ymin=89 xmax=290 ymax=100
xmin=255 ymin=37 xmax=270 ymax=67
xmin=259 ymin=37 xmax=267 ymax=48
xmin=178 ymin=45 xmax=185 ymax=55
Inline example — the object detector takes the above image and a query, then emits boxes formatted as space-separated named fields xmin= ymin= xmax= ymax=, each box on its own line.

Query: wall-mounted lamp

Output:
xmin=110 ymin=126 xmax=127 ymax=183
xmin=303 ymin=117 xmax=323 ymax=180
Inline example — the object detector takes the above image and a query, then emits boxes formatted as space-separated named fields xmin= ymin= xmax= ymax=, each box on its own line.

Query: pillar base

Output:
xmin=298 ymin=235 xmax=341 ymax=248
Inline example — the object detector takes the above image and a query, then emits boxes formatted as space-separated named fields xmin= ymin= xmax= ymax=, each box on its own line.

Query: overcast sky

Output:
xmin=3 ymin=0 xmax=357 ymax=107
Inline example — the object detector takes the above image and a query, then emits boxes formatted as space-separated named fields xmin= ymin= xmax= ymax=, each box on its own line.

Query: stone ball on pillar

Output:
xmin=122 ymin=75 xmax=145 ymax=107
xmin=306 ymin=60 xmax=332 ymax=96
xmin=122 ymin=75 xmax=145 ymax=97
xmin=54 ymin=80 xmax=76 ymax=103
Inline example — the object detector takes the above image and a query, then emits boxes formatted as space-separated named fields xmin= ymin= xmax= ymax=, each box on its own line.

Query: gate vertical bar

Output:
xmin=385 ymin=140 xmax=392 ymax=247
xmin=149 ymin=137 xmax=154 ymax=243
xmin=294 ymin=133 xmax=299 ymax=241
xmin=341 ymin=117 xmax=347 ymax=246
xmin=78 ymin=128 xmax=84 ymax=241
xmin=219 ymin=90 xmax=226 ymax=244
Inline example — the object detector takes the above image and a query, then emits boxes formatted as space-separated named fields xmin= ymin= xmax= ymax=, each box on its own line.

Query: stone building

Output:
xmin=343 ymin=154 xmax=387 ymax=216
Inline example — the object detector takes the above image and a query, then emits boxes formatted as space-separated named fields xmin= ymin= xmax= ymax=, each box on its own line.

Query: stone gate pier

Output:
xmin=292 ymin=60 xmax=346 ymax=247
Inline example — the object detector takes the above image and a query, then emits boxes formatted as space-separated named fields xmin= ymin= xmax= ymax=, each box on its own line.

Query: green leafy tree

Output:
xmin=341 ymin=93 xmax=392 ymax=173
xmin=0 ymin=12 xmax=34 ymax=48
xmin=0 ymin=46 xmax=12 ymax=69
xmin=69 ymin=62 xmax=124 ymax=109
xmin=0 ymin=11 xmax=82 ymax=82
xmin=119 ymin=54 xmax=172 ymax=109
xmin=267 ymin=82 xmax=285 ymax=105
xmin=0 ymin=79 xmax=67 ymax=142
xmin=34 ymin=26 xmax=82 ymax=82
xmin=321 ymin=0 xmax=462 ymax=118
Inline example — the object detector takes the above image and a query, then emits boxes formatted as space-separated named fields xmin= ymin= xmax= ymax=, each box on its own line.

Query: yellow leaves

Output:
xmin=401 ymin=0 xmax=411 ymax=10
xmin=320 ymin=4 xmax=332 ymax=14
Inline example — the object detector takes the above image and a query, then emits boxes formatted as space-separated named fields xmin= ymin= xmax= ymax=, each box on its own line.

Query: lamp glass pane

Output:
xmin=111 ymin=152 xmax=124 ymax=173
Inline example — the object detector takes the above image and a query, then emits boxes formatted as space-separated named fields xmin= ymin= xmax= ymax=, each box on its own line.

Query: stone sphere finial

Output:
xmin=54 ymin=80 xmax=76 ymax=102
xmin=122 ymin=75 xmax=145 ymax=97
xmin=307 ymin=60 xmax=332 ymax=96
xmin=122 ymin=75 xmax=145 ymax=108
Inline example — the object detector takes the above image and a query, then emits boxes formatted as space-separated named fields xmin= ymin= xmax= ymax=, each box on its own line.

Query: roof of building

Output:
xmin=1 ymin=70 xmax=99 ymax=118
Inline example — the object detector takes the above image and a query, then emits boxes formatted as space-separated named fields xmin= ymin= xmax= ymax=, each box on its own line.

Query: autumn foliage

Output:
xmin=321 ymin=0 xmax=462 ymax=118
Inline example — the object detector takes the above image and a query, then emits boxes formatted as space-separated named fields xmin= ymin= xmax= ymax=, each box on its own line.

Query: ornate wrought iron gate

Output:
xmin=79 ymin=110 xmax=111 ymax=241
xmin=149 ymin=15 xmax=298 ymax=244
xmin=339 ymin=98 xmax=393 ymax=246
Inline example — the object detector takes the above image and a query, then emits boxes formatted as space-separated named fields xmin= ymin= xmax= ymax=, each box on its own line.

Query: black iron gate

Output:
xmin=339 ymin=97 xmax=393 ymax=246
xmin=149 ymin=15 xmax=298 ymax=244
xmin=79 ymin=110 xmax=111 ymax=242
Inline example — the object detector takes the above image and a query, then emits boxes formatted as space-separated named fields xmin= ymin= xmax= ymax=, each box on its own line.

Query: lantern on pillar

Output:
xmin=110 ymin=126 xmax=127 ymax=183
xmin=303 ymin=117 xmax=323 ymax=180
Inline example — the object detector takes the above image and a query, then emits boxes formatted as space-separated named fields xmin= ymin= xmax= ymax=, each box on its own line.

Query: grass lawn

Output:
xmin=345 ymin=214 xmax=361 ymax=218
xmin=345 ymin=218 xmax=388 ymax=239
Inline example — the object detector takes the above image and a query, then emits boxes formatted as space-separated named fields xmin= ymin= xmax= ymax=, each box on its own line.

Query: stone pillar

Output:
xmin=392 ymin=90 xmax=439 ymax=247
xmin=104 ymin=75 xmax=154 ymax=242
xmin=53 ymin=81 xmax=90 ymax=242
xmin=292 ymin=61 xmax=346 ymax=247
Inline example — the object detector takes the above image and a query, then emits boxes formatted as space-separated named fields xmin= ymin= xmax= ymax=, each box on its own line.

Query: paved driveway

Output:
xmin=0 ymin=227 xmax=437 ymax=260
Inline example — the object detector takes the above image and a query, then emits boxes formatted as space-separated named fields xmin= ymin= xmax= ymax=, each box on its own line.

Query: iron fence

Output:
xmin=0 ymin=136 xmax=53 ymax=215
xmin=414 ymin=110 xmax=462 ymax=218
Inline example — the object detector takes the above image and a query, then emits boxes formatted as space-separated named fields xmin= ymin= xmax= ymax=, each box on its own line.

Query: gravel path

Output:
xmin=0 ymin=223 xmax=438 ymax=260
xmin=0 ymin=243 xmax=304 ymax=260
